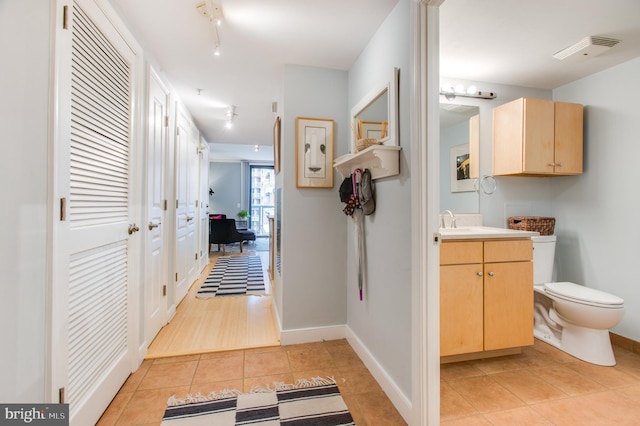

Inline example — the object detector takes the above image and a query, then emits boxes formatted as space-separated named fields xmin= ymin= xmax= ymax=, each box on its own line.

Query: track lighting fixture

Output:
xmin=196 ymin=1 xmax=224 ymax=57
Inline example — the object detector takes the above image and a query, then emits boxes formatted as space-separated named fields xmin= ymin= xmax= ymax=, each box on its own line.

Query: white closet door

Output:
xmin=174 ymin=109 xmax=191 ymax=303
xmin=145 ymin=68 xmax=169 ymax=344
xmin=52 ymin=1 xmax=139 ymax=424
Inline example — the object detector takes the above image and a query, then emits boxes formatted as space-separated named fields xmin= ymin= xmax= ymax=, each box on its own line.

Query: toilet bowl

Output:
xmin=532 ymin=236 xmax=624 ymax=366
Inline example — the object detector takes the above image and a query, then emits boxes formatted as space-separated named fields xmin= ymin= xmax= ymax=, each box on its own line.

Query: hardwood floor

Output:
xmin=146 ymin=249 xmax=280 ymax=358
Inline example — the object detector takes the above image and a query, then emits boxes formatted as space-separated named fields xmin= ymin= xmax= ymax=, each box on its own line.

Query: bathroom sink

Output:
xmin=439 ymin=226 xmax=538 ymax=240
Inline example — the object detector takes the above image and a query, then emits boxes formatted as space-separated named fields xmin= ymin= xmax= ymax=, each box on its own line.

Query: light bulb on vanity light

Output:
xmin=213 ymin=45 xmax=221 ymax=56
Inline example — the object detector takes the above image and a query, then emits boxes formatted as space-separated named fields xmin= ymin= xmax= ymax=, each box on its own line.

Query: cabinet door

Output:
xmin=483 ymin=261 xmax=534 ymax=350
xmin=554 ymin=102 xmax=583 ymax=174
xmin=522 ymin=98 xmax=555 ymax=174
xmin=440 ymin=264 xmax=484 ymax=356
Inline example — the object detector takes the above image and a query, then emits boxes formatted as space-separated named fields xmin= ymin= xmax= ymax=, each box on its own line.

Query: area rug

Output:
xmin=197 ymin=255 xmax=265 ymax=298
xmin=161 ymin=377 xmax=355 ymax=425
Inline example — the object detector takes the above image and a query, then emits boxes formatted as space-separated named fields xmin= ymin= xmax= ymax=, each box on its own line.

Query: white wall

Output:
xmin=280 ymin=65 xmax=349 ymax=330
xmin=0 ymin=0 xmax=51 ymax=402
xmin=552 ymin=57 xmax=640 ymax=341
xmin=346 ymin=0 xmax=412 ymax=398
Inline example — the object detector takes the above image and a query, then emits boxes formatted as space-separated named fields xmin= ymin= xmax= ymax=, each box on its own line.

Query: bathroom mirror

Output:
xmin=350 ymin=68 xmax=399 ymax=152
xmin=440 ymin=103 xmax=480 ymax=213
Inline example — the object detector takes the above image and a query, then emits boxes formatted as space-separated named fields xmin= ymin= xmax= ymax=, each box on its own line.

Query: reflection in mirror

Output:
xmin=440 ymin=103 xmax=480 ymax=213
xmin=355 ymin=90 xmax=388 ymax=139
xmin=350 ymin=68 xmax=399 ymax=152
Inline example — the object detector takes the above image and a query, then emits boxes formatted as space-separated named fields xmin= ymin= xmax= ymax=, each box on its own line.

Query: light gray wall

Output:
xmin=209 ymin=161 xmax=242 ymax=217
xmin=347 ymin=0 xmax=412 ymax=398
xmin=0 ymin=0 xmax=50 ymax=402
xmin=280 ymin=65 xmax=349 ymax=329
xmin=552 ymin=57 xmax=640 ymax=341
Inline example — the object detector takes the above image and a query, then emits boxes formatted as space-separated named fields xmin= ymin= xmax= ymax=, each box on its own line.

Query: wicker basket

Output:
xmin=508 ymin=216 xmax=556 ymax=235
xmin=355 ymin=138 xmax=382 ymax=153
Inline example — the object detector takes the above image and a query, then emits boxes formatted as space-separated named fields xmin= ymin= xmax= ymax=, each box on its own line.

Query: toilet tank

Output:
xmin=532 ymin=235 xmax=556 ymax=285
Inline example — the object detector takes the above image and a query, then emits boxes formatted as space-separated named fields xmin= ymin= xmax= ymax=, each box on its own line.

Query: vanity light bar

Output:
xmin=439 ymin=90 xmax=497 ymax=100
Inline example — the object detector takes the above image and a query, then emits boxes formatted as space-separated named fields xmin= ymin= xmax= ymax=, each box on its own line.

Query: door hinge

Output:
xmin=59 ymin=387 xmax=65 ymax=404
xmin=176 ymin=200 xmax=179 ymax=208
xmin=163 ymin=199 xmax=167 ymax=211
xmin=163 ymin=285 xmax=167 ymax=296
xmin=165 ymin=115 xmax=169 ymax=128
xmin=62 ymin=6 xmax=69 ymax=30
xmin=195 ymin=200 xmax=198 ymax=208
xmin=176 ymin=127 xmax=180 ymax=136
xmin=59 ymin=197 xmax=66 ymax=221
xmin=175 ymin=272 xmax=178 ymax=282
xmin=195 ymin=253 xmax=198 ymax=260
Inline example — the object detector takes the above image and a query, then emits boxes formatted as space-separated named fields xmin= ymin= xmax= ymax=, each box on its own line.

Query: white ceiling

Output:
xmin=109 ymin=0 xmax=640 ymax=161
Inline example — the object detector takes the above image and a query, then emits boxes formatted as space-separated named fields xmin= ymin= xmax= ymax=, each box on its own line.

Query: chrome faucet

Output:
xmin=441 ymin=210 xmax=457 ymax=228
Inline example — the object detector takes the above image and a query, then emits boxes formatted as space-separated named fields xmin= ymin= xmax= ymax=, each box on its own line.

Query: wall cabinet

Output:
xmin=440 ymin=239 xmax=534 ymax=358
xmin=492 ymin=97 xmax=583 ymax=176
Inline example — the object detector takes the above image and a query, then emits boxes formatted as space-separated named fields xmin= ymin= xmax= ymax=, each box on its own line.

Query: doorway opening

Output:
xmin=249 ymin=165 xmax=275 ymax=237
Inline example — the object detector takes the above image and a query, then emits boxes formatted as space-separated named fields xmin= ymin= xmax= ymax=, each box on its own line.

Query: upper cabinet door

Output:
xmin=554 ymin=101 xmax=584 ymax=175
xmin=522 ymin=98 xmax=555 ymax=174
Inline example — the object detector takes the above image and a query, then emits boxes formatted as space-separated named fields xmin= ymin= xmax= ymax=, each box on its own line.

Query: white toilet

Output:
xmin=532 ymin=235 xmax=625 ymax=366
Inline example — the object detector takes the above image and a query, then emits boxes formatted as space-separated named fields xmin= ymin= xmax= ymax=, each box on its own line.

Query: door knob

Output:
xmin=128 ymin=224 xmax=140 ymax=235
xmin=148 ymin=222 xmax=160 ymax=230
xmin=186 ymin=216 xmax=194 ymax=222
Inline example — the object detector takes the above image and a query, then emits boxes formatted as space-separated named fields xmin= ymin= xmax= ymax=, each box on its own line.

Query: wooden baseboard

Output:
xmin=610 ymin=332 xmax=640 ymax=356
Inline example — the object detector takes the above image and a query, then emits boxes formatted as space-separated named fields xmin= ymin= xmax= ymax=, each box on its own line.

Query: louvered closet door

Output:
xmin=62 ymin=2 xmax=137 ymax=423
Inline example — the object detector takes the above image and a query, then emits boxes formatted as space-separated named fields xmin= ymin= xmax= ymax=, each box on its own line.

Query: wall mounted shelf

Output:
xmin=333 ymin=145 xmax=401 ymax=180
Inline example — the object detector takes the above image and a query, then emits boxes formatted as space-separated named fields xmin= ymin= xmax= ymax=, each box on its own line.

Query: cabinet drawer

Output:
xmin=440 ymin=241 xmax=483 ymax=265
xmin=484 ymin=239 xmax=532 ymax=263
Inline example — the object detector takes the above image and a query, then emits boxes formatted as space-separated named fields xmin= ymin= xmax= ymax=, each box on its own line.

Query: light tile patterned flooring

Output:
xmin=98 ymin=340 xmax=407 ymax=425
xmin=441 ymin=339 xmax=640 ymax=425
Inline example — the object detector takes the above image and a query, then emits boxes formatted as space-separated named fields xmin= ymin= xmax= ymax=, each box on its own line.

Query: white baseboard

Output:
xmin=279 ymin=325 xmax=346 ymax=345
xmin=345 ymin=327 xmax=412 ymax=424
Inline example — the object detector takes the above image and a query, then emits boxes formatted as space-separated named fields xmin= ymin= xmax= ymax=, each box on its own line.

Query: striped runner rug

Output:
xmin=161 ymin=378 xmax=355 ymax=425
xmin=197 ymin=255 xmax=265 ymax=298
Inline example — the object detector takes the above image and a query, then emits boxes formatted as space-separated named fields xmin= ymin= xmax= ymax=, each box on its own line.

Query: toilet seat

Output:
xmin=544 ymin=282 xmax=624 ymax=308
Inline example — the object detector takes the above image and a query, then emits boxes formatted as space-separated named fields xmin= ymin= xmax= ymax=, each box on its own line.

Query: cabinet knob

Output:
xmin=556 ymin=162 xmax=563 ymax=167
xmin=477 ymin=272 xmax=483 ymax=277
xmin=488 ymin=271 xmax=494 ymax=276
xmin=548 ymin=162 xmax=556 ymax=167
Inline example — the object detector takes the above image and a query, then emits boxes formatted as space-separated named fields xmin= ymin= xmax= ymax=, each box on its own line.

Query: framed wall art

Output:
xmin=273 ymin=116 xmax=281 ymax=174
xmin=450 ymin=143 xmax=475 ymax=192
xmin=295 ymin=117 xmax=334 ymax=188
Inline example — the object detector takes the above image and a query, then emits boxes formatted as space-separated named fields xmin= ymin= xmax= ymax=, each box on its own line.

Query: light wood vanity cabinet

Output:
xmin=492 ymin=97 xmax=583 ymax=176
xmin=440 ymin=239 xmax=534 ymax=358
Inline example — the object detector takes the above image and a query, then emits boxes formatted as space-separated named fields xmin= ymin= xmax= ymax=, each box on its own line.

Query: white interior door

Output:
xmin=52 ymin=1 xmax=140 ymax=424
xmin=174 ymin=109 xmax=191 ymax=303
xmin=145 ymin=68 xmax=169 ymax=344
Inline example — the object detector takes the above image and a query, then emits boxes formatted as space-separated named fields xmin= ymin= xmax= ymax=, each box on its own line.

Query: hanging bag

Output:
xmin=341 ymin=172 xmax=360 ymax=216
xmin=359 ymin=169 xmax=375 ymax=215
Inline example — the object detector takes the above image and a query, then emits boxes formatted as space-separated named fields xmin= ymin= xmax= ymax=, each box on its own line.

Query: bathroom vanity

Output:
xmin=439 ymin=227 xmax=537 ymax=363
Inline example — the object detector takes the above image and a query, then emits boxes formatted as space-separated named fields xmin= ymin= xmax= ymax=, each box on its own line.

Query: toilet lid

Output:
xmin=544 ymin=282 xmax=624 ymax=307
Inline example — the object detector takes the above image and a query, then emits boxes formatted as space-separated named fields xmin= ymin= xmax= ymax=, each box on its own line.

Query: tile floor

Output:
xmin=98 ymin=339 xmax=407 ymax=425
xmin=441 ymin=339 xmax=640 ymax=425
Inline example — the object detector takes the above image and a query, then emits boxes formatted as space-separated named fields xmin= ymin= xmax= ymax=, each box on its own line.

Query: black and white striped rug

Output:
xmin=197 ymin=255 xmax=265 ymax=298
xmin=162 ymin=378 xmax=355 ymax=425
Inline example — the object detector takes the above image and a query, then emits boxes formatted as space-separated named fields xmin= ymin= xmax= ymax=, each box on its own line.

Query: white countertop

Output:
xmin=439 ymin=226 xmax=539 ymax=240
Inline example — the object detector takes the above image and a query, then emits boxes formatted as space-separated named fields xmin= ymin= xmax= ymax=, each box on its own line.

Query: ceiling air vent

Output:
xmin=553 ymin=36 xmax=621 ymax=60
